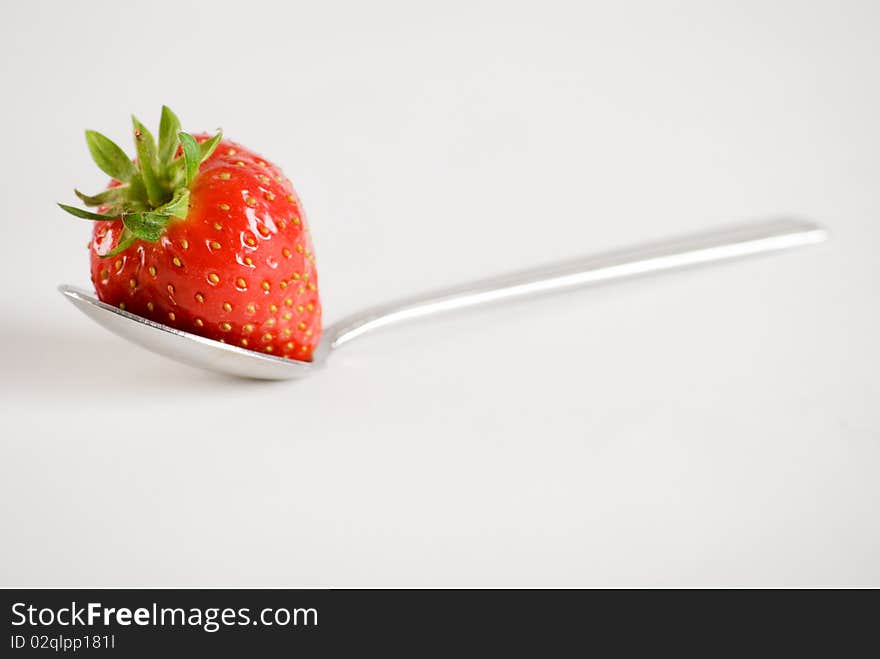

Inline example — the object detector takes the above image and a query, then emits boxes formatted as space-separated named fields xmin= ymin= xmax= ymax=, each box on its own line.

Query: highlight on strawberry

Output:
xmin=59 ymin=106 xmax=321 ymax=361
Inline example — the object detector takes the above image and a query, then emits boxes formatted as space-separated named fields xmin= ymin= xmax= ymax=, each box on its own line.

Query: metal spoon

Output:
xmin=59 ymin=218 xmax=827 ymax=380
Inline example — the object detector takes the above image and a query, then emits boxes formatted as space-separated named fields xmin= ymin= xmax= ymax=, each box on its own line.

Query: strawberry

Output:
xmin=59 ymin=107 xmax=321 ymax=361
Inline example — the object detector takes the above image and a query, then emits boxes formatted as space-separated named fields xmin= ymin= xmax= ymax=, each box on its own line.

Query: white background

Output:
xmin=1 ymin=0 xmax=878 ymax=586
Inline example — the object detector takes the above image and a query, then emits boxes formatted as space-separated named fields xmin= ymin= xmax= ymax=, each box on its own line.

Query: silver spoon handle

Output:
xmin=327 ymin=218 xmax=827 ymax=349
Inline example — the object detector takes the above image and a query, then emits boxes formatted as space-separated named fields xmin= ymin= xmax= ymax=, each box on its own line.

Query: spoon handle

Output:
xmin=326 ymin=218 xmax=827 ymax=348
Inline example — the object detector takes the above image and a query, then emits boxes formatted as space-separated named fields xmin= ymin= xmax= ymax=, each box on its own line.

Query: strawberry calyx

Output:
xmin=58 ymin=106 xmax=221 ymax=258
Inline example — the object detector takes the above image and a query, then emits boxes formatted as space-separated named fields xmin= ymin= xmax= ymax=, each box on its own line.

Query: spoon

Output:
xmin=59 ymin=218 xmax=827 ymax=380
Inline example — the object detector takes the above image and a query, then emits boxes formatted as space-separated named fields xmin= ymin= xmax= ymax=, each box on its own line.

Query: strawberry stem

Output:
xmin=59 ymin=106 xmax=222 ymax=257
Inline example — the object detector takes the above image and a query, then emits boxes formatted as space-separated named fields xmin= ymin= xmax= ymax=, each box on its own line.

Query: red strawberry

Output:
xmin=60 ymin=107 xmax=321 ymax=361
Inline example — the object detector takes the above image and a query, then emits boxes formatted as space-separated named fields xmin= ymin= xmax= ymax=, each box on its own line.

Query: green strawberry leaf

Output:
xmin=158 ymin=190 xmax=190 ymax=219
xmin=85 ymin=131 xmax=138 ymax=183
xmin=178 ymin=132 xmax=200 ymax=186
xmin=74 ymin=187 xmax=129 ymax=207
xmin=57 ymin=203 xmax=115 ymax=221
xmin=126 ymin=174 xmax=148 ymax=210
xmin=131 ymin=116 xmax=164 ymax=207
xmin=158 ymin=105 xmax=182 ymax=166
xmin=199 ymin=131 xmax=223 ymax=163
xmin=123 ymin=211 xmax=168 ymax=242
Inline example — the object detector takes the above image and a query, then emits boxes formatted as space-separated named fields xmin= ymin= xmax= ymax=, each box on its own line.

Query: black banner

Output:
xmin=1 ymin=588 xmax=872 ymax=655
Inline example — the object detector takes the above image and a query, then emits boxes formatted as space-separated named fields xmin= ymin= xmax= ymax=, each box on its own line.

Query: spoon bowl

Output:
xmin=59 ymin=285 xmax=327 ymax=379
